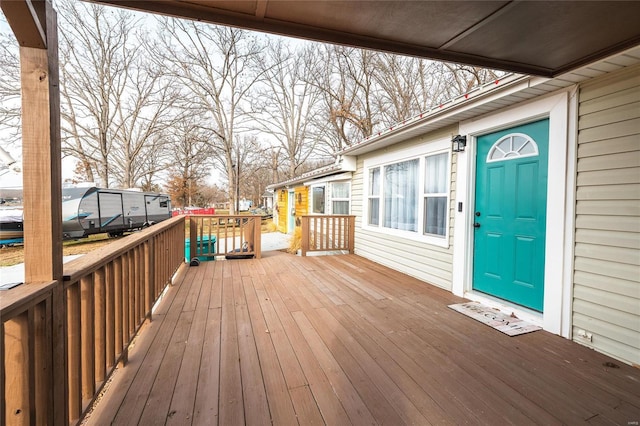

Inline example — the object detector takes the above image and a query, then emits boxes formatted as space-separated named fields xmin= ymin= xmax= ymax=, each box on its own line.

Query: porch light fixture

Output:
xmin=452 ymin=135 xmax=467 ymax=152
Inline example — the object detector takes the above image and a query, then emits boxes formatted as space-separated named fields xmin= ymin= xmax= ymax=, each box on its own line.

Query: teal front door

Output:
xmin=472 ymin=119 xmax=549 ymax=312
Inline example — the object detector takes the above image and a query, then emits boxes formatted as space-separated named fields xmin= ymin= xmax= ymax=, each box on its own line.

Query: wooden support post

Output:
xmin=18 ymin=4 xmax=63 ymax=285
xmin=2 ymin=1 xmax=66 ymax=423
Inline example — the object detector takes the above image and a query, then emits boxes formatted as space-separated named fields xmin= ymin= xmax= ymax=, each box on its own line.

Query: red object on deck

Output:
xmin=172 ymin=207 xmax=216 ymax=216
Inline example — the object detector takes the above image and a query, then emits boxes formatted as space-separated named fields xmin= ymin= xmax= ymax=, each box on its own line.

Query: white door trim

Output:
xmin=453 ymin=89 xmax=575 ymax=337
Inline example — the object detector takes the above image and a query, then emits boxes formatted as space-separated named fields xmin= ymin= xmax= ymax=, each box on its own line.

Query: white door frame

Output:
xmin=452 ymin=89 xmax=577 ymax=337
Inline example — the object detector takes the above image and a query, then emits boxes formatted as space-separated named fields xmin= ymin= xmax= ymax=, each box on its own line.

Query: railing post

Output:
xmin=189 ymin=217 xmax=197 ymax=264
xmin=301 ymin=216 xmax=309 ymax=256
xmin=4 ymin=313 xmax=30 ymax=425
xmin=144 ymin=239 xmax=155 ymax=319
xmin=254 ymin=216 xmax=262 ymax=259
xmin=348 ymin=216 xmax=355 ymax=254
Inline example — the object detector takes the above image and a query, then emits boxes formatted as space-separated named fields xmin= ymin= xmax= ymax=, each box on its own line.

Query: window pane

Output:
xmin=424 ymin=196 xmax=447 ymax=236
xmin=369 ymin=168 xmax=380 ymax=195
xmin=333 ymin=200 xmax=349 ymax=214
xmin=383 ymin=159 xmax=418 ymax=232
xmin=368 ymin=198 xmax=379 ymax=225
xmin=332 ymin=182 xmax=349 ymax=199
xmin=312 ymin=186 xmax=325 ymax=213
xmin=425 ymin=153 xmax=448 ymax=193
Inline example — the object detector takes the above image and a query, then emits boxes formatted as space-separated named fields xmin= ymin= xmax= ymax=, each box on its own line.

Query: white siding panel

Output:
xmin=574 ymin=270 xmax=639 ymax=298
xmin=574 ymin=257 xmax=640 ymax=282
xmin=576 ymin=184 xmax=640 ymax=200
xmin=574 ymin=243 xmax=640 ymax=266
xmin=575 ymin=229 xmax=640 ymax=249
xmin=573 ymin=300 xmax=640 ymax=334
xmin=577 ymin=117 xmax=640 ymax=144
xmin=579 ymin=66 xmax=640 ymax=101
xmin=574 ymin=66 xmax=640 ymax=365
xmin=575 ymin=215 xmax=640 ymax=232
xmin=576 ymin=200 xmax=640 ymax=217
xmin=579 ymin=85 xmax=640 ymax=115
xmin=577 ymin=134 xmax=640 ymax=157
xmin=576 ymin=168 xmax=640 ymax=186
xmin=578 ymin=101 xmax=640 ymax=130
xmin=577 ymin=151 xmax=640 ymax=172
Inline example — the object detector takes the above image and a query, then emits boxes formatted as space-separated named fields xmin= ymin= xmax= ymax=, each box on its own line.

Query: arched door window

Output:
xmin=486 ymin=133 xmax=539 ymax=162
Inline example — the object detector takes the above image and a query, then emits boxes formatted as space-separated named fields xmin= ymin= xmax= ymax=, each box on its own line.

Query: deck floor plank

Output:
xmin=218 ymin=274 xmax=245 ymax=425
xmin=243 ymin=275 xmax=300 ymax=425
xmin=235 ymin=276 xmax=271 ymax=426
xmin=165 ymin=258 xmax=212 ymax=425
xmin=85 ymin=252 xmax=640 ymax=425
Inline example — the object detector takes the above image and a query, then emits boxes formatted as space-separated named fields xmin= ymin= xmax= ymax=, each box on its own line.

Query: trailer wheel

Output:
xmin=108 ymin=231 xmax=124 ymax=238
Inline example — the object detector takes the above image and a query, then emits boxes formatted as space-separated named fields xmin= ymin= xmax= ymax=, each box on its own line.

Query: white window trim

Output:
xmin=423 ymin=152 xmax=450 ymax=238
xmin=363 ymin=138 xmax=451 ymax=248
xmin=309 ymin=180 xmax=352 ymax=215
xmin=486 ymin=132 xmax=539 ymax=163
xmin=453 ymin=89 xmax=575 ymax=337
xmin=329 ymin=181 xmax=351 ymax=215
xmin=309 ymin=184 xmax=326 ymax=215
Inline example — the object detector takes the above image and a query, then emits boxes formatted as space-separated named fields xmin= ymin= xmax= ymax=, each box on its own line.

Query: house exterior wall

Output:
xmin=573 ymin=65 xmax=640 ymax=364
xmin=352 ymin=126 xmax=457 ymax=290
xmin=294 ymin=186 xmax=309 ymax=224
xmin=276 ymin=189 xmax=287 ymax=233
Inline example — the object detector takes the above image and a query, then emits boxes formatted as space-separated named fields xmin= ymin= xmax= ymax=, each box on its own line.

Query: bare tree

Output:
xmin=310 ymin=45 xmax=380 ymax=154
xmin=440 ymin=63 xmax=503 ymax=99
xmin=0 ymin=21 xmax=21 ymax=148
xmin=252 ymin=42 xmax=324 ymax=179
xmin=373 ymin=54 xmax=448 ymax=126
xmin=110 ymin=63 xmax=179 ymax=188
xmin=58 ymin=0 xmax=175 ymax=189
xmin=164 ymin=117 xmax=214 ymax=208
xmin=154 ymin=18 xmax=266 ymax=213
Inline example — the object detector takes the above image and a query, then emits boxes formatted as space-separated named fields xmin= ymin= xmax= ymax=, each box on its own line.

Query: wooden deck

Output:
xmin=84 ymin=251 xmax=640 ymax=425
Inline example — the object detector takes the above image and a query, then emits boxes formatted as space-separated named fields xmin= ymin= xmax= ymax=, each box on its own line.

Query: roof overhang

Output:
xmin=90 ymin=0 xmax=640 ymax=77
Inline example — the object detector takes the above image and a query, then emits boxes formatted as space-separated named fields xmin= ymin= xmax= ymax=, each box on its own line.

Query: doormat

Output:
xmin=448 ymin=301 xmax=541 ymax=336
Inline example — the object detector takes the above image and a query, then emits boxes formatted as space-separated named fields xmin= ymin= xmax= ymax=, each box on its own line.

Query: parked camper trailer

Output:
xmin=62 ymin=187 xmax=171 ymax=239
xmin=0 ymin=187 xmax=171 ymax=244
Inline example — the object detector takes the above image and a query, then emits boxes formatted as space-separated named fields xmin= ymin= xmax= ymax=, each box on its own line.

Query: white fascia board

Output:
xmin=340 ymin=74 xmax=533 ymax=156
xmin=303 ymin=172 xmax=352 ymax=187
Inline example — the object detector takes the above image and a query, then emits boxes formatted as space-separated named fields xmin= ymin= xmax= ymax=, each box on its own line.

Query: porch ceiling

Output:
xmin=91 ymin=0 xmax=640 ymax=77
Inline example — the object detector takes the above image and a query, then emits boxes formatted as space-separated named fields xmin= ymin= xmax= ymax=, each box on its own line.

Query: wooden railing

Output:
xmin=0 ymin=216 xmax=186 ymax=425
xmin=300 ymin=215 xmax=355 ymax=256
xmin=188 ymin=215 xmax=262 ymax=261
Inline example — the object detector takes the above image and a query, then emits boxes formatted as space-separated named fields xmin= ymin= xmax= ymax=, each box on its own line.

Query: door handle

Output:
xmin=473 ymin=222 xmax=481 ymax=228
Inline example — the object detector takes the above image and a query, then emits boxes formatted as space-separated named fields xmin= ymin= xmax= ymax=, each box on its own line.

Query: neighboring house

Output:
xmin=268 ymin=157 xmax=356 ymax=234
xmin=338 ymin=48 xmax=639 ymax=366
xmin=261 ymin=190 xmax=274 ymax=210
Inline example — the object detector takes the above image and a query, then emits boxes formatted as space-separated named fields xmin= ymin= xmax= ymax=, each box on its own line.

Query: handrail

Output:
xmin=300 ymin=215 xmax=355 ymax=256
xmin=1 ymin=215 xmax=186 ymax=425
xmin=188 ymin=215 xmax=262 ymax=261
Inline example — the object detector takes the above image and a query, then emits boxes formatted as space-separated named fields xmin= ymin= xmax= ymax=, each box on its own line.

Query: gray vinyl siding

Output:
xmin=352 ymin=127 xmax=456 ymax=290
xmin=573 ymin=65 xmax=640 ymax=365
